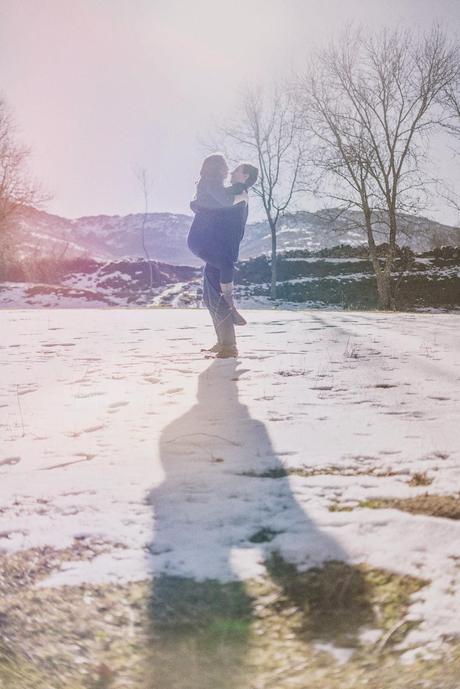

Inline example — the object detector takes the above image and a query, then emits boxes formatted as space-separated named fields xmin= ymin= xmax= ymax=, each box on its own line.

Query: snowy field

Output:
xmin=1 ymin=308 xmax=460 ymax=662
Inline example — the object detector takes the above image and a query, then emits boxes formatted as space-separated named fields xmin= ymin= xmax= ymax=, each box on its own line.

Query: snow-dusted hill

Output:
xmin=13 ymin=206 xmax=195 ymax=264
xmin=11 ymin=205 xmax=460 ymax=265
xmin=1 ymin=250 xmax=458 ymax=311
xmin=243 ymin=209 xmax=460 ymax=256
xmin=1 ymin=308 xmax=460 ymax=668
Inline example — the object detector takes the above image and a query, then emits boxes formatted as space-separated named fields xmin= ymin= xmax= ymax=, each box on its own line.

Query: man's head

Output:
xmin=231 ymin=163 xmax=259 ymax=188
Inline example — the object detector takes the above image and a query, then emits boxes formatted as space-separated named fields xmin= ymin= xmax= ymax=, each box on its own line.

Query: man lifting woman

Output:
xmin=188 ymin=153 xmax=258 ymax=358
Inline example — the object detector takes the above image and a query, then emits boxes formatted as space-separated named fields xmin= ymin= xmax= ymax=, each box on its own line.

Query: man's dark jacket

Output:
xmin=187 ymin=201 xmax=249 ymax=265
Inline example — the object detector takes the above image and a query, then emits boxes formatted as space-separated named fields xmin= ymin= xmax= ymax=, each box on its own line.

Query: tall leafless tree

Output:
xmin=0 ymin=96 xmax=48 ymax=258
xmin=440 ymin=81 xmax=460 ymax=213
xmin=219 ymin=86 xmax=306 ymax=299
xmin=297 ymin=26 xmax=459 ymax=309
xmin=443 ymin=83 xmax=460 ymax=136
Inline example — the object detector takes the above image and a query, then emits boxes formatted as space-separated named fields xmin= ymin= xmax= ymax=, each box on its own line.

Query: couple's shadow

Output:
xmin=145 ymin=360 xmax=372 ymax=688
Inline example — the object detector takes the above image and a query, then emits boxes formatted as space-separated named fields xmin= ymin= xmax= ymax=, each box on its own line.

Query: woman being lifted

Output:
xmin=188 ymin=153 xmax=258 ymax=358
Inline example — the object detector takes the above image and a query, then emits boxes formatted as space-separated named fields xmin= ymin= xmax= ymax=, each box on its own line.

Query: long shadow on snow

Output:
xmin=145 ymin=359 xmax=373 ymax=688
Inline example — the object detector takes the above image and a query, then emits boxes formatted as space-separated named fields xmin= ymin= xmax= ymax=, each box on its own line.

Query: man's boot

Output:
xmin=220 ymin=282 xmax=247 ymax=326
xmin=216 ymin=344 xmax=239 ymax=358
xmin=201 ymin=342 xmax=221 ymax=353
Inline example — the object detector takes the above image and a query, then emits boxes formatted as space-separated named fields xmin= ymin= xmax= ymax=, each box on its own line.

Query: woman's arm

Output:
xmin=194 ymin=180 xmax=247 ymax=209
xmin=207 ymin=182 xmax=247 ymax=207
xmin=190 ymin=199 xmax=247 ymax=214
xmin=233 ymin=190 xmax=248 ymax=206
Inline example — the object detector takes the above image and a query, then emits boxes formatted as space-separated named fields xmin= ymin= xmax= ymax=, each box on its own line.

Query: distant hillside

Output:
xmin=9 ymin=206 xmax=460 ymax=265
xmin=242 ymin=209 xmax=460 ymax=256
xmin=12 ymin=207 xmax=195 ymax=264
xmin=0 ymin=256 xmax=201 ymax=308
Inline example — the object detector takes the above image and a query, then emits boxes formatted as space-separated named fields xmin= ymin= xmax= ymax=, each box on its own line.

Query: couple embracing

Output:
xmin=187 ymin=153 xmax=258 ymax=358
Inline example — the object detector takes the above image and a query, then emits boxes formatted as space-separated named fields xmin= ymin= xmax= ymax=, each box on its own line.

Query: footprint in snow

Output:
xmin=0 ymin=456 xmax=21 ymax=467
xmin=16 ymin=385 xmax=39 ymax=396
xmin=74 ymin=391 xmax=106 ymax=399
xmin=66 ymin=425 xmax=105 ymax=438
xmin=162 ymin=388 xmax=184 ymax=395
xmin=41 ymin=453 xmax=96 ymax=471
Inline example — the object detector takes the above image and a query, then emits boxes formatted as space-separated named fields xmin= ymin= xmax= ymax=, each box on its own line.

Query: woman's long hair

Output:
xmin=199 ymin=153 xmax=227 ymax=179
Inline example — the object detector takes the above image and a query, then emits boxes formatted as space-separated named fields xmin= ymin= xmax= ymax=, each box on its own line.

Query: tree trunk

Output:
xmin=363 ymin=205 xmax=395 ymax=311
xmin=375 ymin=271 xmax=395 ymax=310
xmin=270 ymin=223 xmax=277 ymax=299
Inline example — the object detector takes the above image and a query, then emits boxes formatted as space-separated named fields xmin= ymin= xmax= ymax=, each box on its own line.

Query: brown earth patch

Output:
xmin=359 ymin=495 xmax=460 ymax=519
xmin=0 ymin=545 xmax=442 ymax=689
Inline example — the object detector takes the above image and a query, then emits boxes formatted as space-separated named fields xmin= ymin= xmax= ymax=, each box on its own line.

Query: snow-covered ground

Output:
xmin=1 ymin=308 xmax=459 ymax=658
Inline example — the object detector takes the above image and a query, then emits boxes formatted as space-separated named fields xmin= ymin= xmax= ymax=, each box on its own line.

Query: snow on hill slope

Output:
xmin=11 ymin=206 xmax=460 ymax=265
xmin=242 ymin=209 xmax=460 ymax=256
xmin=1 ymin=308 xmax=459 ymax=661
xmin=2 ymin=250 xmax=457 ymax=311
xmin=13 ymin=206 xmax=195 ymax=264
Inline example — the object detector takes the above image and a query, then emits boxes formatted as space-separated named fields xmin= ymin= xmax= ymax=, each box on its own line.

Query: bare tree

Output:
xmin=440 ymin=81 xmax=460 ymax=213
xmin=219 ymin=86 xmax=306 ymax=299
xmin=0 ymin=96 xmax=48 ymax=249
xmin=443 ymin=82 xmax=460 ymax=136
xmin=133 ymin=165 xmax=159 ymax=292
xmin=298 ymin=26 xmax=459 ymax=309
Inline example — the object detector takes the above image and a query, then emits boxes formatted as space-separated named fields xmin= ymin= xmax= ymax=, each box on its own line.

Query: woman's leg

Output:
xmin=202 ymin=263 xmax=236 ymax=351
xmin=200 ymin=252 xmax=246 ymax=327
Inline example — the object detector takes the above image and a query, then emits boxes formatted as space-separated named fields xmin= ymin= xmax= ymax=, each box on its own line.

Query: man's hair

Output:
xmin=240 ymin=163 xmax=258 ymax=188
xmin=200 ymin=153 xmax=227 ymax=179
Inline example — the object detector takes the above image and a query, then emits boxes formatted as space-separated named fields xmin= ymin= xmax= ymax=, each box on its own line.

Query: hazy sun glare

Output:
xmin=0 ymin=0 xmax=459 ymax=221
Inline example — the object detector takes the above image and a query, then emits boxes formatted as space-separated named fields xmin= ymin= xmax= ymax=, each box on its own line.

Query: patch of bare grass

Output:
xmin=359 ymin=495 xmax=460 ymax=519
xmin=0 ymin=544 xmax=435 ymax=689
xmin=240 ymin=465 xmax=406 ymax=480
xmin=408 ymin=472 xmax=433 ymax=487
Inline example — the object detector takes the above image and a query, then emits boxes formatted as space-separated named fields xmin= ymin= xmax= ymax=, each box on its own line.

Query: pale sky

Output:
xmin=0 ymin=0 xmax=459 ymax=224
